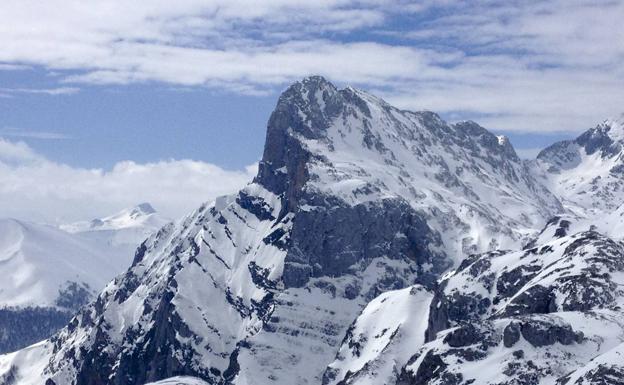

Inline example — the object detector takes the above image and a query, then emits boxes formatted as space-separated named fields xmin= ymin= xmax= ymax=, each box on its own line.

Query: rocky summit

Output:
xmin=1 ymin=77 xmax=623 ymax=385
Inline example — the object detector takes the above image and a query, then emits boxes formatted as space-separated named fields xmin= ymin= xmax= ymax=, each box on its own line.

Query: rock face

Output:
xmin=281 ymin=198 xmax=443 ymax=289
xmin=1 ymin=77 xmax=623 ymax=385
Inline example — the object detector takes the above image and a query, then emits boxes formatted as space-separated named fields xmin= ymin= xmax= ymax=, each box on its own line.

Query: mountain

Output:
xmin=0 ymin=77 xmax=622 ymax=385
xmin=61 ymin=203 xmax=170 ymax=269
xmin=61 ymin=203 xmax=162 ymax=233
xmin=533 ymin=115 xmax=624 ymax=218
xmin=327 ymin=216 xmax=624 ymax=385
xmin=0 ymin=219 xmax=116 ymax=354
xmin=255 ymin=78 xmax=560 ymax=258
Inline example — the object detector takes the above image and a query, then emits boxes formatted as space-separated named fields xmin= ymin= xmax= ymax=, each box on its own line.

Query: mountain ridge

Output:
xmin=60 ymin=203 xmax=164 ymax=233
xmin=533 ymin=114 xmax=624 ymax=218
xmin=1 ymin=76 xmax=623 ymax=385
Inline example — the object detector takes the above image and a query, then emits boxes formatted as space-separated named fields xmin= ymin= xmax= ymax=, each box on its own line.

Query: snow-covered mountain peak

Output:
xmin=593 ymin=114 xmax=624 ymax=145
xmin=496 ymin=134 xmax=515 ymax=154
xmin=260 ymin=77 xmax=559 ymax=264
xmin=274 ymin=75 xmax=339 ymax=131
xmin=62 ymin=202 xmax=166 ymax=233
xmin=102 ymin=202 xmax=161 ymax=228
xmin=453 ymin=120 xmax=519 ymax=160
xmin=131 ymin=202 xmax=156 ymax=215
xmin=58 ymin=203 xmax=171 ymax=271
xmin=537 ymin=116 xmax=624 ymax=167
xmin=609 ymin=112 xmax=624 ymax=128
xmin=533 ymin=116 xmax=624 ymax=217
xmin=575 ymin=119 xmax=624 ymax=158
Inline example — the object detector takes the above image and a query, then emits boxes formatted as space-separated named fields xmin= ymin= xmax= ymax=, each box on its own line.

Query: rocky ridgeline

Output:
xmin=1 ymin=77 xmax=624 ymax=385
xmin=534 ymin=115 xmax=624 ymax=217
xmin=323 ymin=216 xmax=624 ymax=385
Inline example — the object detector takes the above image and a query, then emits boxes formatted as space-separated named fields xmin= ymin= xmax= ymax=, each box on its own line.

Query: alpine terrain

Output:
xmin=1 ymin=77 xmax=623 ymax=385
xmin=0 ymin=204 xmax=169 ymax=355
xmin=0 ymin=219 xmax=115 ymax=355
xmin=61 ymin=203 xmax=171 ymax=270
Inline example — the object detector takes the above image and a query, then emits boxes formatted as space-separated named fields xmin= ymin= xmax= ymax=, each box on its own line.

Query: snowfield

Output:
xmin=0 ymin=203 xmax=169 ymax=354
xmin=0 ymin=218 xmax=114 ymax=310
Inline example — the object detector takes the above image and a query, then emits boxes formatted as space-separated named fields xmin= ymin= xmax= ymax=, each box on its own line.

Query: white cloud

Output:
xmin=0 ymin=87 xmax=80 ymax=96
xmin=0 ymin=127 xmax=71 ymax=140
xmin=376 ymin=0 xmax=624 ymax=133
xmin=0 ymin=138 xmax=44 ymax=165
xmin=0 ymin=63 xmax=29 ymax=71
xmin=0 ymin=0 xmax=621 ymax=133
xmin=0 ymin=137 xmax=256 ymax=223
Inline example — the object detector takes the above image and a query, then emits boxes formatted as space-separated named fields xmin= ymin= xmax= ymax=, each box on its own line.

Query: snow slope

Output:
xmin=324 ymin=286 xmax=433 ymax=385
xmin=561 ymin=341 xmax=624 ymax=384
xmin=0 ymin=204 xmax=167 ymax=354
xmin=0 ymin=218 xmax=118 ymax=353
xmin=401 ymin=311 xmax=623 ymax=385
xmin=384 ymin=217 xmax=624 ymax=384
xmin=0 ymin=219 xmax=115 ymax=310
xmin=320 ymin=217 xmax=624 ymax=385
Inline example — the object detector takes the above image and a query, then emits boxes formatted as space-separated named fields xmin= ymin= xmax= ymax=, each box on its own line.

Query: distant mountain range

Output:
xmin=1 ymin=77 xmax=623 ymax=385
xmin=61 ymin=202 xmax=170 ymax=268
xmin=61 ymin=202 xmax=163 ymax=234
xmin=0 ymin=204 xmax=169 ymax=354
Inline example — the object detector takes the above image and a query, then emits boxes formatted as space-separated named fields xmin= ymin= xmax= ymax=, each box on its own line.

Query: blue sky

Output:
xmin=0 ymin=0 xmax=622 ymax=221
xmin=0 ymin=68 xmax=566 ymax=169
xmin=1 ymin=67 xmax=567 ymax=169
xmin=1 ymin=68 xmax=274 ymax=169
